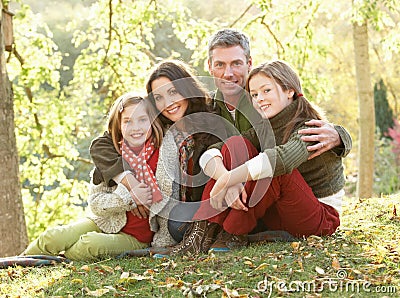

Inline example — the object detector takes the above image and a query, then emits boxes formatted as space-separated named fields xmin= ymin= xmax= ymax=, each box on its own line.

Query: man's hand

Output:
xmin=298 ymin=119 xmax=341 ymax=160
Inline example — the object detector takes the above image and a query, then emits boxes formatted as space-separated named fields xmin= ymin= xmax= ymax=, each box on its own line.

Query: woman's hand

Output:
xmin=210 ymin=171 xmax=248 ymax=212
xmin=209 ymin=184 xmax=228 ymax=211
xmin=130 ymin=183 xmax=151 ymax=218
xmin=120 ymin=173 xmax=151 ymax=218
xmin=225 ymin=183 xmax=248 ymax=211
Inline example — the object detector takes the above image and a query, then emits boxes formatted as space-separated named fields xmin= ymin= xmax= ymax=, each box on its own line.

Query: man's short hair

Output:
xmin=208 ymin=28 xmax=251 ymax=62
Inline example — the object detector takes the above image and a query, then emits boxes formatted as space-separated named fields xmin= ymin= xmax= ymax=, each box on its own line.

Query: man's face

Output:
xmin=208 ymin=45 xmax=252 ymax=99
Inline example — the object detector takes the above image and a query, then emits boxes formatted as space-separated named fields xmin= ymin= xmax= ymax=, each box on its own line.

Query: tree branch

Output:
xmin=103 ymin=0 xmax=113 ymax=65
xmin=260 ymin=15 xmax=285 ymax=57
xmin=229 ymin=4 xmax=253 ymax=28
xmin=12 ymin=46 xmax=68 ymax=160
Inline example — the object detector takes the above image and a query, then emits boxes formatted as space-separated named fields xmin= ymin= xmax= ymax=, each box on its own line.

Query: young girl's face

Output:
xmin=249 ymin=73 xmax=293 ymax=119
xmin=151 ymin=76 xmax=189 ymax=123
xmin=121 ymin=102 xmax=152 ymax=148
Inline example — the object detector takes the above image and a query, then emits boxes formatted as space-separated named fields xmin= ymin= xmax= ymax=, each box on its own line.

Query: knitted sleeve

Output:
xmin=88 ymin=181 xmax=137 ymax=217
xmin=263 ymin=126 xmax=311 ymax=177
xmin=331 ymin=125 xmax=353 ymax=157
xmin=89 ymin=131 xmax=132 ymax=186
xmin=205 ymin=124 xmax=352 ymax=160
xmin=148 ymin=132 xmax=180 ymax=247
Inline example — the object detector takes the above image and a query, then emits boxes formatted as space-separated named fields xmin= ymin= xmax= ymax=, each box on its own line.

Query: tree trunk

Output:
xmin=353 ymin=20 xmax=375 ymax=198
xmin=0 ymin=3 xmax=28 ymax=257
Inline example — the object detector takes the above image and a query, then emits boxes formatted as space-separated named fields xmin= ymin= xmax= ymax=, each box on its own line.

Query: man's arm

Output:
xmin=298 ymin=120 xmax=352 ymax=160
xmin=90 ymin=131 xmax=128 ymax=185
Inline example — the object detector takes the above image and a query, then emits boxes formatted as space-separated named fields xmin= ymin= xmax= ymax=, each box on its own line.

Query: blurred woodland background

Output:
xmin=0 ymin=0 xmax=399 ymax=256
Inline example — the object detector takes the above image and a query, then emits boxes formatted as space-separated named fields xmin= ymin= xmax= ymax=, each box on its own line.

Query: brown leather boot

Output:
xmin=169 ymin=220 xmax=221 ymax=255
xmin=210 ymin=230 xmax=249 ymax=252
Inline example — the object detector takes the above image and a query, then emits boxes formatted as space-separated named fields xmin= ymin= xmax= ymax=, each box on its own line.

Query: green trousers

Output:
xmin=23 ymin=218 xmax=148 ymax=261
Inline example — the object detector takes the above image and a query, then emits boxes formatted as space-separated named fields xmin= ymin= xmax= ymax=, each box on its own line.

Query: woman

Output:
xmin=173 ymin=60 xmax=351 ymax=254
xmin=90 ymin=60 xmax=224 ymax=248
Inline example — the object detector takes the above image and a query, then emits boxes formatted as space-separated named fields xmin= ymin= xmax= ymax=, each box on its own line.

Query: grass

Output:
xmin=1 ymin=194 xmax=399 ymax=298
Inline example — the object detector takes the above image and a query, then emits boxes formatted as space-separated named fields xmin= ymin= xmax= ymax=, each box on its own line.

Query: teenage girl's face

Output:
xmin=248 ymin=73 xmax=294 ymax=119
xmin=151 ymin=76 xmax=189 ymax=123
xmin=121 ymin=103 xmax=152 ymax=148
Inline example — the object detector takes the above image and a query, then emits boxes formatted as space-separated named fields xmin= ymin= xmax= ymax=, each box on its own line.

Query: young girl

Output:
xmin=174 ymin=60 xmax=351 ymax=254
xmin=22 ymin=94 xmax=164 ymax=261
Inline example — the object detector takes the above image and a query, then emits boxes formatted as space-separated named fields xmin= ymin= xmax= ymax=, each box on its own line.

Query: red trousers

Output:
xmin=194 ymin=136 xmax=340 ymax=238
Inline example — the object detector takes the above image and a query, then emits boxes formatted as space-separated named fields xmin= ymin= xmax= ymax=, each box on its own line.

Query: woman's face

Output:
xmin=151 ymin=76 xmax=189 ymax=123
xmin=121 ymin=102 xmax=152 ymax=148
xmin=248 ymin=73 xmax=293 ymax=119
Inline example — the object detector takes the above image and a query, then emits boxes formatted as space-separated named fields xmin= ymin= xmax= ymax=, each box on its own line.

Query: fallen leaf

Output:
xmin=332 ymin=257 xmax=341 ymax=270
xmin=291 ymin=242 xmax=300 ymax=251
xmin=99 ymin=265 xmax=114 ymax=273
xmin=247 ymin=262 xmax=268 ymax=277
xmin=120 ymin=272 xmax=129 ymax=279
xmin=297 ymin=258 xmax=304 ymax=271
xmin=144 ymin=268 xmax=156 ymax=275
xmin=214 ymin=279 xmax=224 ymax=285
xmin=165 ymin=277 xmax=184 ymax=288
xmin=243 ymin=260 xmax=253 ymax=267
xmin=84 ymin=287 xmax=110 ymax=297
xmin=104 ymin=285 xmax=117 ymax=292
xmin=315 ymin=266 xmax=325 ymax=275
xmin=254 ymin=263 xmax=268 ymax=271
xmin=221 ymin=287 xmax=242 ymax=297
xmin=80 ymin=265 xmax=91 ymax=272
xmin=119 ymin=272 xmax=152 ymax=284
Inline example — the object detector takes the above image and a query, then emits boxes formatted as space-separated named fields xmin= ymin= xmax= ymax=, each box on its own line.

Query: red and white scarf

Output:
xmin=121 ymin=140 xmax=162 ymax=203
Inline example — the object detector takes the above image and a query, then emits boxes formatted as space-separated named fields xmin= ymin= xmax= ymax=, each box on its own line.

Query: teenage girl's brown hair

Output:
xmin=107 ymin=93 xmax=164 ymax=153
xmin=246 ymin=60 xmax=324 ymax=143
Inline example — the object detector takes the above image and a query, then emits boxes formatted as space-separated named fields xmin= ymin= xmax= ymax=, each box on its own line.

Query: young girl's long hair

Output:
xmin=107 ymin=93 xmax=164 ymax=153
xmin=246 ymin=60 xmax=324 ymax=143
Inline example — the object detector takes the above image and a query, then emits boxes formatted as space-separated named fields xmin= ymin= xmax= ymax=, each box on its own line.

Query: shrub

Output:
xmin=387 ymin=118 xmax=400 ymax=166
xmin=374 ymin=130 xmax=400 ymax=195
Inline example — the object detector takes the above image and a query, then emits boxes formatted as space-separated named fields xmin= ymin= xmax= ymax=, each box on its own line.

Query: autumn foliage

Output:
xmin=387 ymin=119 xmax=400 ymax=166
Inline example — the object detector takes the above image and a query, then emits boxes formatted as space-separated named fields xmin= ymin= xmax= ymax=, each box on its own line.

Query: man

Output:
xmin=206 ymin=28 xmax=351 ymax=157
